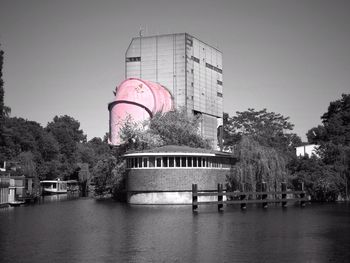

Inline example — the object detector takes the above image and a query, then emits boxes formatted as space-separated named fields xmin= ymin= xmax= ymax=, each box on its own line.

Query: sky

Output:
xmin=0 ymin=0 xmax=349 ymax=141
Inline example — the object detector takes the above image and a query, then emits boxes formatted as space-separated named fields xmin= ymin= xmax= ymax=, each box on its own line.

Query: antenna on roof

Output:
xmin=139 ymin=27 xmax=143 ymax=37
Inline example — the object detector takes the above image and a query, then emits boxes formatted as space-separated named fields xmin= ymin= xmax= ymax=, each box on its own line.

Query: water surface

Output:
xmin=0 ymin=197 xmax=349 ymax=262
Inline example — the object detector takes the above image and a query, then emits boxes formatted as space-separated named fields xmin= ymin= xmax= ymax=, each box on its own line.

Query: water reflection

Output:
xmin=39 ymin=192 xmax=80 ymax=203
xmin=0 ymin=200 xmax=349 ymax=263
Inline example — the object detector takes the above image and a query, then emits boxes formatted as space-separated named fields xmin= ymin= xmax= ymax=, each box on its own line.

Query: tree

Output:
xmin=288 ymin=155 xmax=344 ymax=201
xmin=306 ymin=94 xmax=350 ymax=200
xmin=46 ymin=115 xmax=86 ymax=157
xmin=46 ymin=115 xmax=87 ymax=178
xmin=119 ymin=108 xmax=211 ymax=151
xmin=0 ymin=45 xmax=11 ymax=164
xmin=226 ymin=136 xmax=290 ymax=192
xmin=150 ymin=109 xmax=211 ymax=149
xmin=16 ymin=151 xmax=36 ymax=178
xmin=224 ymin=109 xmax=301 ymax=193
xmin=77 ymin=163 xmax=92 ymax=197
xmin=0 ymin=45 xmax=4 ymax=119
xmin=224 ymin=108 xmax=301 ymax=152
xmin=93 ymin=156 xmax=124 ymax=198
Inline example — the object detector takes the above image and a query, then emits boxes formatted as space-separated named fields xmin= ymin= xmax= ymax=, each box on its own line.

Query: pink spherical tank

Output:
xmin=108 ymin=78 xmax=173 ymax=145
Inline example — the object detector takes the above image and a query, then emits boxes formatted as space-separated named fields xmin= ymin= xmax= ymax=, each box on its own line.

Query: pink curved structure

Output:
xmin=108 ymin=78 xmax=173 ymax=145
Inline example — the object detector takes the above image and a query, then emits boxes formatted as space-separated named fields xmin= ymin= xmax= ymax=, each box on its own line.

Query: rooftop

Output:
xmin=124 ymin=145 xmax=233 ymax=158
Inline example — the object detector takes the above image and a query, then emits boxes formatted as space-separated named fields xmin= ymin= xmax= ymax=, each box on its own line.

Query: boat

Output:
xmin=9 ymin=200 xmax=25 ymax=207
xmin=40 ymin=179 xmax=67 ymax=194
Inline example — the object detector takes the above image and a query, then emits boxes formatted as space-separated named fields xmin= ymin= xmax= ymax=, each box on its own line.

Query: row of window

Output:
xmin=186 ymin=38 xmax=193 ymax=47
xmin=191 ymin=56 xmax=200 ymax=63
xmin=206 ymin=63 xmax=223 ymax=74
xmin=126 ymin=156 xmax=232 ymax=169
xmin=126 ymin=57 xmax=141 ymax=62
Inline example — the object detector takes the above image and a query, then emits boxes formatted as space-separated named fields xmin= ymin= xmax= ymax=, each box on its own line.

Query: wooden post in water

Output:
xmin=240 ymin=183 xmax=246 ymax=210
xmin=218 ymin=183 xmax=223 ymax=211
xmin=300 ymin=182 xmax=306 ymax=207
xmin=262 ymin=181 xmax=268 ymax=208
xmin=192 ymin=184 xmax=198 ymax=211
xmin=281 ymin=182 xmax=287 ymax=208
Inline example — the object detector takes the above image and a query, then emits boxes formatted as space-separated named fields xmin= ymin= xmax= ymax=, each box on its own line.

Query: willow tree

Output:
xmin=227 ymin=136 xmax=290 ymax=191
xmin=224 ymin=109 xmax=300 ymax=191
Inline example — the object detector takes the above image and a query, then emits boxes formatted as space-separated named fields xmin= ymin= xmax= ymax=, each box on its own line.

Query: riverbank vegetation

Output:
xmin=223 ymin=95 xmax=350 ymax=201
xmin=223 ymin=109 xmax=301 ymax=193
xmin=288 ymin=94 xmax=350 ymax=201
xmin=0 ymin=45 xmax=349 ymax=201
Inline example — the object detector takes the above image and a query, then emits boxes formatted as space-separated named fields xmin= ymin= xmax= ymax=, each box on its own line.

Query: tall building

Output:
xmin=125 ymin=33 xmax=223 ymax=148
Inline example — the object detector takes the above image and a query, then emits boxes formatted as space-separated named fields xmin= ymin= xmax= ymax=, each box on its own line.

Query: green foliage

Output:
xmin=224 ymin=109 xmax=300 ymax=194
xmin=224 ymin=108 xmax=301 ymax=152
xmin=226 ymin=136 xmax=289 ymax=191
xmin=15 ymin=151 xmax=36 ymax=178
xmin=46 ymin=115 xmax=86 ymax=158
xmin=288 ymin=155 xmax=344 ymax=201
xmin=77 ymin=163 xmax=91 ymax=197
xmin=119 ymin=108 xmax=211 ymax=151
xmin=150 ymin=109 xmax=211 ymax=149
xmin=119 ymin=116 xmax=164 ymax=151
xmin=92 ymin=156 xmax=125 ymax=199
xmin=45 ymin=115 xmax=87 ymax=179
xmin=290 ymin=94 xmax=350 ymax=201
xmin=0 ymin=46 xmax=4 ymax=119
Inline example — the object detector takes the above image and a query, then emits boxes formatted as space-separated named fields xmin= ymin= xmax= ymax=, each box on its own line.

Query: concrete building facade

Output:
xmin=125 ymin=33 xmax=223 ymax=148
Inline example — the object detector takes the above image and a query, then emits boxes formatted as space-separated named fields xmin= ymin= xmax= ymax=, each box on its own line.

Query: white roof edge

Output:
xmin=124 ymin=152 xmax=216 ymax=157
xmin=40 ymin=180 xmax=66 ymax=183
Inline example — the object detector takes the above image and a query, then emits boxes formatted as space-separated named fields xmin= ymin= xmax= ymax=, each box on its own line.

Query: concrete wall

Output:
xmin=125 ymin=33 xmax=223 ymax=149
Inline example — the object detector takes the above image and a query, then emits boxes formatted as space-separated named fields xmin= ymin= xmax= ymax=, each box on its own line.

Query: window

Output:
xmin=217 ymin=92 xmax=223 ymax=98
xmin=156 ymin=157 xmax=161 ymax=167
xmin=206 ymin=63 xmax=213 ymax=70
xmin=188 ymin=157 xmax=192 ymax=167
xmin=186 ymin=38 xmax=193 ymax=47
xmin=149 ymin=157 xmax=155 ymax=167
xmin=143 ymin=158 xmax=148 ymax=168
xmin=176 ymin=157 xmax=181 ymax=167
xmin=163 ymin=157 xmax=168 ymax=167
xmin=217 ymin=80 xmax=223 ymax=85
xmin=191 ymin=82 xmax=194 ymax=87
xmin=191 ymin=56 xmax=200 ymax=63
xmin=181 ymin=157 xmax=186 ymax=167
xmin=205 ymin=63 xmax=222 ymax=74
xmin=191 ymin=69 xmax=194 ymax=74
xmin=138 ymin=158 xmax=142 ymax=168
xmin=193 ymin=157 xmax=197 ymax=167
xmin=126 ymin=57 xmax=141 ymax=62
xmin=198 ymin=157 xmax=202 ymax=167
xmin=169 ymin=157 xmax=174 ymax=167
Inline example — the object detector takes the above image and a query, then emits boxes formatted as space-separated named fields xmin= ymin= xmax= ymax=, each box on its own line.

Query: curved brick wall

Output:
xmin=127 ymin=168 xmax=230 ymax=192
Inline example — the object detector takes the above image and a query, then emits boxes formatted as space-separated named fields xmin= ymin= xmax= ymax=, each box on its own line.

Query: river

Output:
xmin=0 ymin=196 xmax=349 ymax=263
